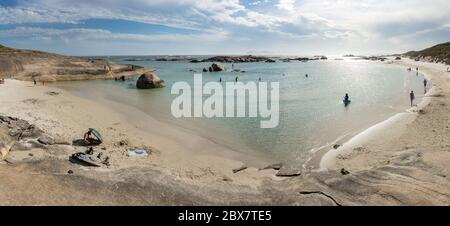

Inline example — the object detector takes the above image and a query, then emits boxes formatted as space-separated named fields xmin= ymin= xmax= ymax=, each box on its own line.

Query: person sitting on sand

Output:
xmin=410 ymin=91 xmax=415 ymax=107
xmin=84 ymin=131 xmax=96 ymax=144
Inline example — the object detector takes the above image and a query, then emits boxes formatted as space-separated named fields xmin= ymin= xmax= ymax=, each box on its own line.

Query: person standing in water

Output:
xmin=235 ymin=76 xmax=238 ymax=82
xmin=258 ymin=77 xmax=261 ymax=82
xmin=344 ymin=93 xmax=350 ymax=102
xmin=305 ymin=74 xmax=308 ymax=78
xmin=410 ymin=91 xmax=415 ymax=107
xmin=219 ymin=77 xmax=222 ymax=82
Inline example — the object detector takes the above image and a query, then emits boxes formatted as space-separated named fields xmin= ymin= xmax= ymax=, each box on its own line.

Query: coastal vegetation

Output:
xmin=404 ymin=42 xmax=450 ymax=65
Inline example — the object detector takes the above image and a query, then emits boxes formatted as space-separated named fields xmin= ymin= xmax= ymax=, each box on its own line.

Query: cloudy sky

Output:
xmin=0 ymin=0 xmax=449 ymax=56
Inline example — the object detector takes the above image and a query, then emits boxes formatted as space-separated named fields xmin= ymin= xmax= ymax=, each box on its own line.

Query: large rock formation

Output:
xmin=0 ymin=44 xmax=150 ymax=81
xmin=210 ymin=63 xmax=225 ymax=72
xmin=136 ymin=72 xmax=165 ymax=89
xmin=199 ymin=55 xmax=273 ymax=63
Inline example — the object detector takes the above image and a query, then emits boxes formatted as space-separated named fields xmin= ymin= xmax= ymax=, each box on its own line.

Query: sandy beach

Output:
xmin=321 ymin=58 xmax=450 ymax=171
xmin=1 ymin=58 xmax=450 ymax=205
xmin=0 ymin=79 xmax=277 ymax=185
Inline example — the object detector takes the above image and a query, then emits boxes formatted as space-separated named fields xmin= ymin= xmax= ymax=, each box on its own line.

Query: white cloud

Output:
xmin=0 ymin=0 xmax=449 ymax=54
xmin=276 ymin=0 xmax=296 ymax=12
xmin=0 ymin=26 xmax=229 ymax=43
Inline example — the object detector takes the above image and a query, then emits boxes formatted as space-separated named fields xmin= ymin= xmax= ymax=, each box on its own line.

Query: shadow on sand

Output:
xmin=72 ymin=139 xmax=100 ymax=147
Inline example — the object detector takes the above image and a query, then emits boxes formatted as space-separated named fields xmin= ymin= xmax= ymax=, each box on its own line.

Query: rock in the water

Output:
xmin=203 ymin=68 xmax=208 ymax=72
xmin=136 ymin=72 xmax=165 ymax=89
xmin=232 ymin=165 xmax=248 ymax=173
xmin=68 ymin=170 xmax=74 ymax=174
xmin=211 ymin=63 xmax=225 ymax=72
xmin=265 ymin=59 xmax=276 ymax=63
xmin=38 ymin=134 xmax=55 ymax=145
xmin=276 ymin=167 xmax=301 ymax=177
xmin=201 ymin=56 xmax=272 ymax=63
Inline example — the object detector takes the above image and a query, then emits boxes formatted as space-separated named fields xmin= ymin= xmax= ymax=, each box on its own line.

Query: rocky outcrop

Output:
xmin=156 ymin=56 xmax=193 ymax=62
xmin=404 ymin=42 xmax=450 ymax=65
xmin=0 ymin=115 xmax=69 ymax=156
xmin=280 ymin=56 xmax=328 ymax=62
xmin=199 ymin=55 xmax=273 ymax=63
xmin=136 ymin=72 xmax=166 ymax=89
xmin=0 ymin=115 xmax=43 ymax=139
xmin=210 ymin=63 xmax=225 ymax=72
xmin=0 ymin=44 xmax=150 ymax=81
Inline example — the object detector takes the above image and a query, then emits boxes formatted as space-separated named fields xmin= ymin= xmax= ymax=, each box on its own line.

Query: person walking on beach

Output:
xmin=410 ymin=91 xmax=415 ymax=107
xmin=33 ymin=78 xmax=36 ymax=86
xmin=424 ymin=79 xmax=428 ymax=93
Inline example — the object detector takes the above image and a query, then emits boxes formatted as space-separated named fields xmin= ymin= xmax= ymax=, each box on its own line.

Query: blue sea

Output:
xmin=53 ymin=57 xmax=427 ymax=166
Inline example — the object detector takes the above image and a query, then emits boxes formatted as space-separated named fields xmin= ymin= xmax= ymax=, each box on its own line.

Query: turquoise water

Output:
xmin=54 ymin=58 xmax=427 ymax=165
